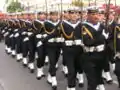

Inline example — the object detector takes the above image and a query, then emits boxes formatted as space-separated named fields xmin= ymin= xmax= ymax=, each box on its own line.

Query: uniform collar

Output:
xmin=83 ymin=21 xmax=100 ymax=31
xmin=35 ymin=19 xmax=44 ymax=24
xmin=63 ymin=20 xmax=80 ymax=29
xmin=46 ymin=20 xmax=60 ymax=26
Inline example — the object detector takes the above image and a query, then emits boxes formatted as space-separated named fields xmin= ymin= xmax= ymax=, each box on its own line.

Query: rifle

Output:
xmin=105 ymin=0 xmax=111 ymax=32
xmin=59 ymin=0 xmax=63 ymax=22
xmin=45 ymin=0 xmax=48 ymax=20
xmin=80 ymin=0 xmax=83 ymax=22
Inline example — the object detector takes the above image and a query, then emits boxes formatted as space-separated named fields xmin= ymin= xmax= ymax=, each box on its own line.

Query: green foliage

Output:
xmin=72 ymin=0 xmax=84 ymax=7
xmin=7 ymin=1 xmax=24 ymax=13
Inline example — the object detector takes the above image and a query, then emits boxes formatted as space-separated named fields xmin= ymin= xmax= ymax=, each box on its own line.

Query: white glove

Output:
xmin=28 ymin=32 xmax=33 ymax=36
xmin=37 ymin=41 xmax=42 ymax=47
xmin=2 ymin=30 xmax=5 ymax=33
xmin=36 ymin=34 xmax=42 ymax=39
xmin=23 ymin=37 xmax=29 ymax=42
xmin=10 ymin=34 xmax=13 ymax=38
xmin=65 ymin=40 xmax=73 ymax=46
xmin=4 ymin=32 xmax=9 ymax=37
xmin=42 ymin=34 xmax=47 ymax=38
xmin=14 ymin=33 xmax=19 ymax=37
xmin=14 ymin=29 xmax=18 ymax=32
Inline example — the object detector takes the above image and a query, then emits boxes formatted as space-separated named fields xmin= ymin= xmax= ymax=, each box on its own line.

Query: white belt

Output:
xmin=8 ymin=28 xmax=11 ymax=31
xmin=10 ymin=34 xmax=13 ymax=38
xmin=23 ymin=37 xmax=29 ymax=42
xmin=2 ymin=30 xmax=5 ymax=33
xmin=5 ymin=27 xmax=7 ymax=29
xmin=22 ymin=32 xmax=27 ymax=35
xmin=28 ymin=32 xmax=33 ymax=36
xmin=14 ymin=29 xmax=18 ymax=32
xmin=4 ymin=32 xmax=9 ymax=37
xmin=96 ymin=45 xmax=104 ymax=52
xmin=14 ymin=33 xmax=19 ymax=37
xmin=74 ymin=40 xmax=83 ymax=46
xmin=56 ymin=37 xmax=64 ymax=43
xmin=84 ymin=44 xmax=105 ymax=52
xmin=65 ymin=40 xmax=74 ymax=46
xmin=36 ymin=34 xmax=42 ymax=39
xmin=48 ymin=38 xmax=55 ymax=43
xmin=42 ymin=34 xmax=48 ymax=38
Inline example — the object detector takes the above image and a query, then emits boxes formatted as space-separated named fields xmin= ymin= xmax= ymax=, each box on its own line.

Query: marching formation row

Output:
xmin=0 ymin=6 xmax=120 ymax=90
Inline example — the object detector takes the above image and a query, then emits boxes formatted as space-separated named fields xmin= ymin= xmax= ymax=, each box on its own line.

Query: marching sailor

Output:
xmin=80 ymin=7 xmax=108 ymax=90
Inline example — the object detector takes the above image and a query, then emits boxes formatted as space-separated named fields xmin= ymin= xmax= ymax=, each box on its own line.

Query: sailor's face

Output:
xmin=64 ymin=12 xmax=70 ymax=20
xmin=87 ymin=13 xmax=99 ymax=24
xmin=99 ymin=13 xmax=105 ymax=22
xmin=23 ymin=14 xmax=28 ymax=19
xmin=39 ymin=14 xmax=46 ymax=20
xmin=69 ymin=12 xmax=78 ymax=21
xmin=50 ymin=14 xmax=58 ymax=22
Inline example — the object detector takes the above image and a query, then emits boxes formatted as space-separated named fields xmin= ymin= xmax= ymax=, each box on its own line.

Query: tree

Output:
xmin=72 ymin=0 xmax=84 ymax=7
xmin=7 ymin=0 xmax=24 ymax=13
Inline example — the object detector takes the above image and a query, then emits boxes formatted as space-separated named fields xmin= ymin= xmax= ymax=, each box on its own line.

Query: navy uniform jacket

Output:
xmin=107 ymin=21 xmax=117 ymax=51
xmin=114 ymin=24 xmax=120 ymax=51
xmin=61 ymin=20 xmax=81 ymax=40
xmin=41 ymin=20 xmax=60 ymax=43
xmin=81 ymin=21 xmax=107 ymax=47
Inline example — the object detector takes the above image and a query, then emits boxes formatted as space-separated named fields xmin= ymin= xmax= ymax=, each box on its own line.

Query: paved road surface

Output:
xmin=0 ymin=42 xmax=119 ymax=90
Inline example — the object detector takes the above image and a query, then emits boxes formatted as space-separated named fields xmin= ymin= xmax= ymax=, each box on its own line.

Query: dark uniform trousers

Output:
xmin=103 ymin=21 xmax=116 ymax=73
xmin=11 ymin=34 xmax=16 ymax=52
xmin=22 ymin=34 xmax=29 ymax=58
xmin=113 ymin=25 xmax=120 ymax=87
xmin=9 ymin=30 xmax=14 ymax=51
xmin=5 ymin=35 xmax=10 ymax=49
xmin=81 ymin=51 xmax=105 ymax=90
xmin=11 ymin=29 xmax=18 ymax=54
xmin=61 ymin=44 xmax=66 ymax=66
xmin=36 ymin=44 xmax=46 ymax=68
xmin=63 ymin=45 xmax=83 ymax=88
xmin=28 ymin=34 xmax=36 ymax=63
xmin=16 ymin=32 xmax=22 ymax=55
xmin=15 ymin=28 xmax=22 ymax=54
xmin=46 ymin=42 xmax=61 ymax=76
xmin=35 ymin=35 xmax=46 ymax=68
xmin=103 ymin=45 xmax=114 ymax=72
xmin=5 ymin=29 xmax=12 ymax=53
xmin=114 ymin=58 xmax=120 ymax=87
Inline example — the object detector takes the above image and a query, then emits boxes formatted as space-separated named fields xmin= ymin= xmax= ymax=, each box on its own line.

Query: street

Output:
xmin=0 ymin=42 xmax=119 ymax=90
